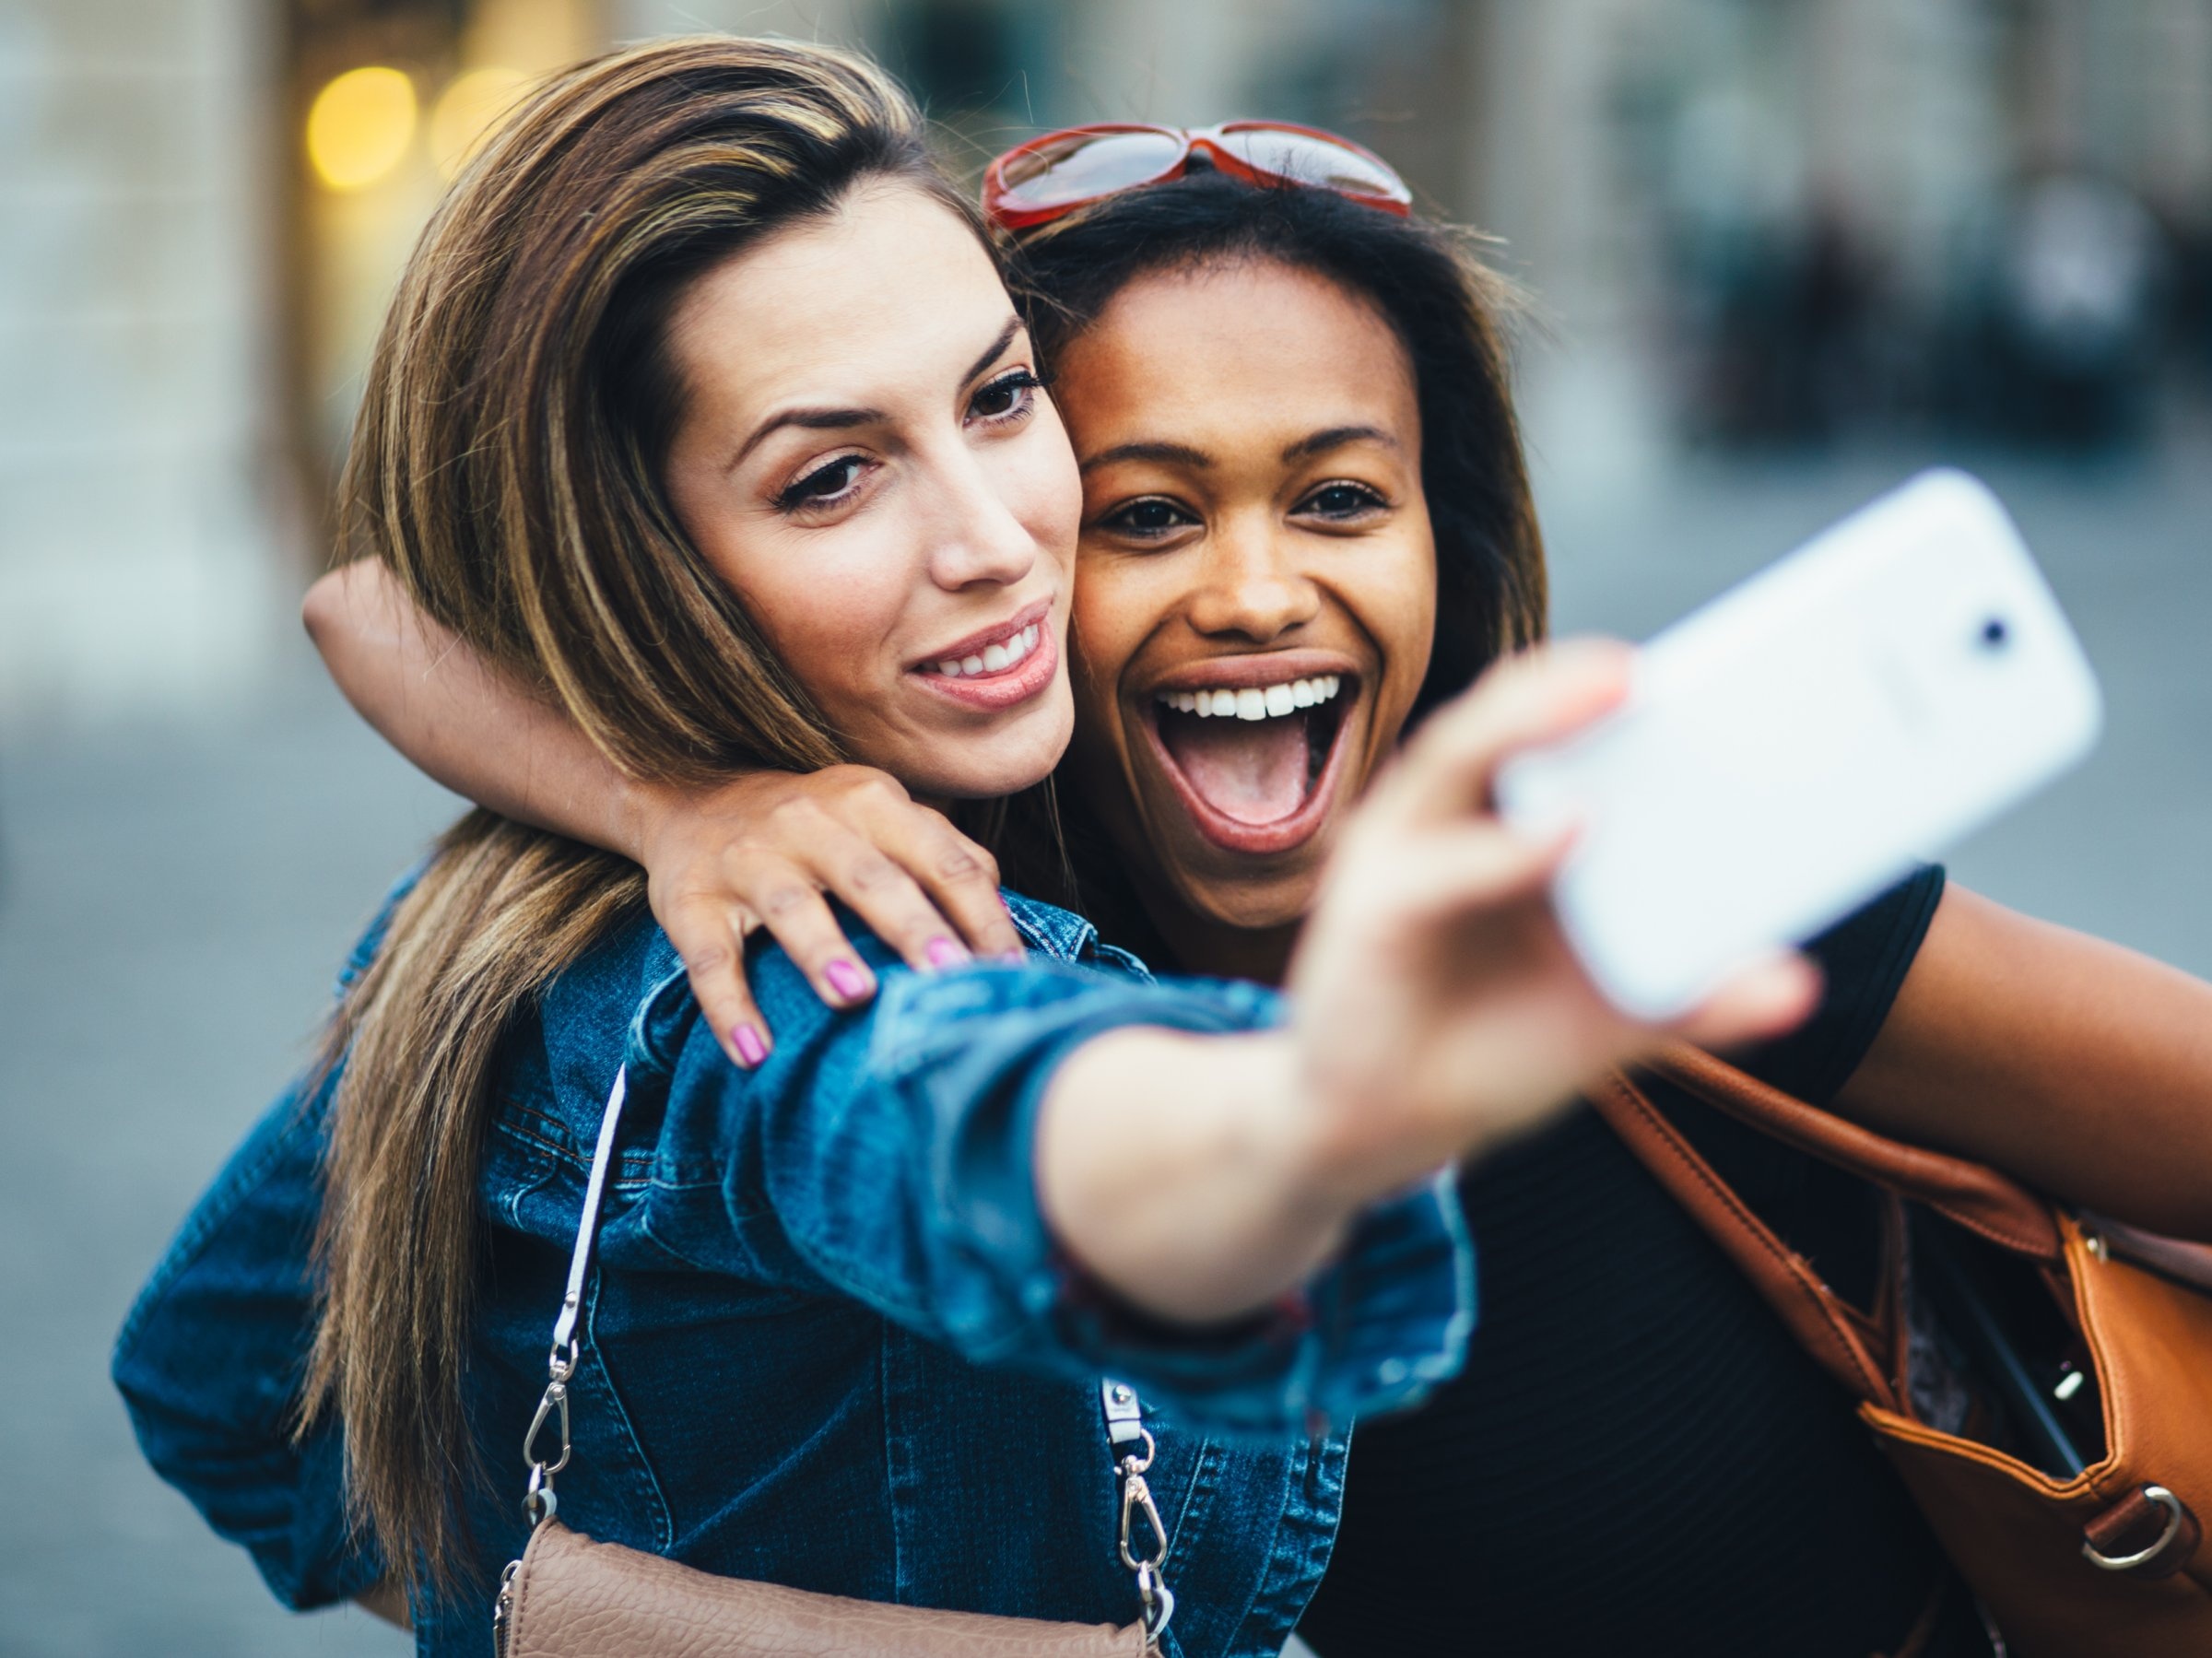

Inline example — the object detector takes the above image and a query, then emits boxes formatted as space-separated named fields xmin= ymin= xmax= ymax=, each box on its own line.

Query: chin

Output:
xmin=907 ymin=693 xmax=1074 ymax=802
xmin=1168 ymin=864 xmax=1322 ymax=934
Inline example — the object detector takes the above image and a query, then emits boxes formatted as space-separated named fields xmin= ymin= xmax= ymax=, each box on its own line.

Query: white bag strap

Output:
xmin=496 ymin=1064 xmax=1173 ymax=1644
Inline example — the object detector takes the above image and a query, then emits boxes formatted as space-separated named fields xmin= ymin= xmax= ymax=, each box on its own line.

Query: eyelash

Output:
xmin=1299 ymin=480 xmax=1388 ymax=519
xmin=969 ymin=367 xmax=1041 ymax=427
xmin=776 ymin=453 xmax=871 ymax=513
xmin=773 ymin=370 xmax=1043 ymax=516
xmin=1098 ymin=496 xmax=1198 ymax=542
xmin=1097 ymin=480 xmax=1389 ymax=543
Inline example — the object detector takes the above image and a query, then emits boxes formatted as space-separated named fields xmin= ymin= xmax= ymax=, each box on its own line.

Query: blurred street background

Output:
xmin=5 ymin=1 xmax=2212 ymax=1652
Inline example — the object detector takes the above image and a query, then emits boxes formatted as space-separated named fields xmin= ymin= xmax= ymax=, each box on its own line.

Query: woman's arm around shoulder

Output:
xmin=303 ymin=559 xmax=1022 ymax=1059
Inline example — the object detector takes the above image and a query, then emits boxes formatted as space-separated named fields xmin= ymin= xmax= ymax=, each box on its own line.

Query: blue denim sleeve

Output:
xmin=632 ymin=946 xmax=1475 ymax=1435
xmin=110 ymin=1070 xmax=383 ymax=1610
xmin=106 ymin=869 xmax=419 ymax=1611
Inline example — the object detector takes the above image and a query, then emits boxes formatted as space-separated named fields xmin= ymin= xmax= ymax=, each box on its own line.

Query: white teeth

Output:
xmin=1158 ymin=675 xmax=1345 ymax=721
xmin=928 ymin=621 xmax=1042 ymax=678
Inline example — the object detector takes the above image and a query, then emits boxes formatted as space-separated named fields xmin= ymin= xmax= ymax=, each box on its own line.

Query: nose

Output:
xmin=1183 ymin=515 xmax=1322 ymax=643
xmin=921 ymin=446 xmax=1037 ymax=592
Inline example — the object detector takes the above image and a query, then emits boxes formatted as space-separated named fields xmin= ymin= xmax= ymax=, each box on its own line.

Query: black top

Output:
xmin=1297 ymin=866 xmax=1994 ymax=1658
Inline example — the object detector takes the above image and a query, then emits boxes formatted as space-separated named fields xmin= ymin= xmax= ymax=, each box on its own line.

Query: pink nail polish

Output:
xmin=825 ymin=959 xmax=867 ymax=1002
xmin=731 ymin=1025 xmax=768 ymax=1068
xmin=925 ymin=936 xmax=970 ymax=969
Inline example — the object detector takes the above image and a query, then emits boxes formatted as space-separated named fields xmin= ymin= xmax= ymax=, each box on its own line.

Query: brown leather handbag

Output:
xmin=1593 ymin=1046 xmax=2212 ymax=1658
xmin=490 ymin=1066 xmax=1163 ymax=1657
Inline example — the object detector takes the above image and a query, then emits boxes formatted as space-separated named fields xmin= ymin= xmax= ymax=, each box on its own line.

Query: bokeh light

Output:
xmin=306 ymin=65 xmax=418 ymax=192
xmin=429 ymin=65 xmax=528 ymax=180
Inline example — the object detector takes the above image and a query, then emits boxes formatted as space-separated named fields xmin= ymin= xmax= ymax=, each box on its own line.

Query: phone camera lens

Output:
xmin=1979 ymin=617 xmax=2010 ymax=651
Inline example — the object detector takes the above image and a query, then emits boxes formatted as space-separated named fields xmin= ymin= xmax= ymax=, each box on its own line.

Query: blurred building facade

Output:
xmin=6 ymin=0 xmax=2210 ymax=729
xmin=1 ymin=1 xmax=284 ymax=726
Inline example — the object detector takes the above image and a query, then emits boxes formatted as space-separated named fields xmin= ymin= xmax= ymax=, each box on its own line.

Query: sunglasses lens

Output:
xmin=994 ymin=129 xmax=1185 ymax=211
xmin=1213 ymin=126 xmax=1411 ymax=205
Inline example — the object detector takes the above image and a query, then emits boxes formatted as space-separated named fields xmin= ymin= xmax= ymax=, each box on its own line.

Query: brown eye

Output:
xmin=1301 ymin=482 xmax=1385 ymax=520
xmin=777 ymin=455 xmax=866 ymax=512
xmin=969 ymin=369 xmax=1040 ymax=423
xmin=1100 ymin=497 xmax=1197 ymax=541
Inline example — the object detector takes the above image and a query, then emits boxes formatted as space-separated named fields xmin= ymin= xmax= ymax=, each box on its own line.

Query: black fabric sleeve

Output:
xmin=1735 ymin=864 xmax=1947 ymax=1105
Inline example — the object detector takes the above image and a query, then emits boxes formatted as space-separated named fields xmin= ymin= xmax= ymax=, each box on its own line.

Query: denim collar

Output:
xmin=1004 ymin=889 xmax=1101 ymax=964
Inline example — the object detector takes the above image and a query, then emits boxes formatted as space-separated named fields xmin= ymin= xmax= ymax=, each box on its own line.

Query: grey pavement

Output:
xmin=3 ymin=453 xmax=2207 ymax=1654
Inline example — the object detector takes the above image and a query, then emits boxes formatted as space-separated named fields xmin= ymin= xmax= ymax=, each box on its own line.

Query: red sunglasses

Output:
xmin=982 ymin=120 xmax=1412 ymax=231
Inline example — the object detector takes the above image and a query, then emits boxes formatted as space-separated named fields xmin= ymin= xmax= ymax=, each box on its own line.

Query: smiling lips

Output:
xmin=913 ymin=603 xmax=1059 ymax=711
xmin=1146 ymin=664 xmax=1356 ymax=853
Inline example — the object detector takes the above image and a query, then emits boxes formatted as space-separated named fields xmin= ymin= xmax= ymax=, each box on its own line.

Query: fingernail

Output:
xmin=925 ymin=936 xmax=970 ymax=969
xmin=825 ymin=958 xmax=868 ymax=1002
xmin=731 ymin=1025 xmax=768 ymax=1068
xmin=998 ymin=947 xmax=1028 ymax=964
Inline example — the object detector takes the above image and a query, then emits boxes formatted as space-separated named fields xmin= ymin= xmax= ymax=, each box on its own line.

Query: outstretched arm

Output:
xmin=1840 ymin=884 xmax=2212 ymax=1240
xmin=1038 ymin=643 xmax=1817 ymax=1323
xmin=302 ymin=560 xmax=1021 ymax=1063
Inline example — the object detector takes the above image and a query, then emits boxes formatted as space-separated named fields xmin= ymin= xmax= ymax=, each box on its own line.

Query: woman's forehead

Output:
xmin=1053 ymin=258 xmax=1418 ymax=463
xmin=668 ymin=183 xmax=1009 ymax=427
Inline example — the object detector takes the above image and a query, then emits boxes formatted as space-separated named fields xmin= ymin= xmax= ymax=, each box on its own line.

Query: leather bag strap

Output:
xmin=1646 ymin=1044 xmax=2063 ymax=1262
xmin=2081 ymin=1214 xmax=2212 ymax=1296
xmin=1588 ymin=1071 xmax=1902 ymax=1409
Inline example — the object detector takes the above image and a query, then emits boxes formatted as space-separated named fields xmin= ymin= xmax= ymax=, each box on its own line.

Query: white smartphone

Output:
xmin=1495 ymin=468 xmax=2102 ymax=1019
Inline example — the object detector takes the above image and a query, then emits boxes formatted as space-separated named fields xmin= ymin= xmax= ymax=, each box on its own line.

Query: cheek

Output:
xmin=1068 ymin=556 xmax=1159 ymax=727
xmin=994 ymin=411 xmax=1081 ymax=577
xmin=1364 ymin=534 xmax=1441 ymax=711
xmin=708 ymin=527 xmax=908 ymax=720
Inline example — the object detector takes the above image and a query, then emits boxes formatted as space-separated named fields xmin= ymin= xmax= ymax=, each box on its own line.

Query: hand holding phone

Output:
xmin=1497 ymin=469 xmax=2102 ymax=1018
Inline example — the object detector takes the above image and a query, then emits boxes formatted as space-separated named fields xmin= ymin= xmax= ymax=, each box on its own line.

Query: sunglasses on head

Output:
xmin=982 ymin=121 xmax=1413 ymax=231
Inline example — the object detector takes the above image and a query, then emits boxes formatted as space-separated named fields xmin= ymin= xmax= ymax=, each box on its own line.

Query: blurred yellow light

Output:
xmin=307 ymin=66 xmax=418 ymax=192
xmin=429 ymin=66 xmax=529 ymax=180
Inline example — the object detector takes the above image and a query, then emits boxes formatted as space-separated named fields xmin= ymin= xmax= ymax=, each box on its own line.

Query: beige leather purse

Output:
xmin=490 ymin=1065 xmax=1166 ymax=1657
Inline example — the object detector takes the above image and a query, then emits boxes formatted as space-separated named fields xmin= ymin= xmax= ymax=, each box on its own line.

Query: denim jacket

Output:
xmin=115 ymin=884 xmax=1474 ymax=1658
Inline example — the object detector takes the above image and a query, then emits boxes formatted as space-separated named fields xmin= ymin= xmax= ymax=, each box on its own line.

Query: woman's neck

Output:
xmin=1139 ymin=900 xmax=1298 ymax=989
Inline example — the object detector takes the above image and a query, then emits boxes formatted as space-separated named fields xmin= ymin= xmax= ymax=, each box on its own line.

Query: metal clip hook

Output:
xmin=523 ymin=1379 xmax=571 ymax=1479
xmin=1118 ymin=1463 xmax=1169 ymax=1573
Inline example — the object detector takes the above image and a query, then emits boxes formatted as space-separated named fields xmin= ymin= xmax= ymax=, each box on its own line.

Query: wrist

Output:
xmin=1039 ymin=1028 xmax=1360 ymax=1322
xmin=618 ymin=775 xmax=685 ymax=865
xmin=1283 ymin=1021 xmax=1465 ymax=1212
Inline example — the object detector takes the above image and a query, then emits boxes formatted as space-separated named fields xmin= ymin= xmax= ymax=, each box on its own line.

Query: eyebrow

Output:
xmin=1079 ymin=424 xmax=1403 ymax=476
xmin=1281 ymin=424 xmax=1399 ymax=463
xmin=961 ymin=314 xmax=1026 ymax=390
xmin=729 ymin=314 xmax=1028 ymax=470
xmin=1079 ymin=441 xmax=1212 ymax=475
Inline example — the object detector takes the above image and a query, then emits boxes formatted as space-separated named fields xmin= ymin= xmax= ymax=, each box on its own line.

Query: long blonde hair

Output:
xmin=301 ymin=36 xmax=974 ymax=1594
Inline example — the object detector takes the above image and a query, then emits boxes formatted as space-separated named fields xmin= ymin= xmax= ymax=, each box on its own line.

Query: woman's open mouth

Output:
xmin=1144 ymin=664 xmax=1357 ymax=855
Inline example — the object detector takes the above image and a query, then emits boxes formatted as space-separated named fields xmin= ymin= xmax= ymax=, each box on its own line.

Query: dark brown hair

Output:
xmin=303 ymin=36 xmax=971 ymax=1593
